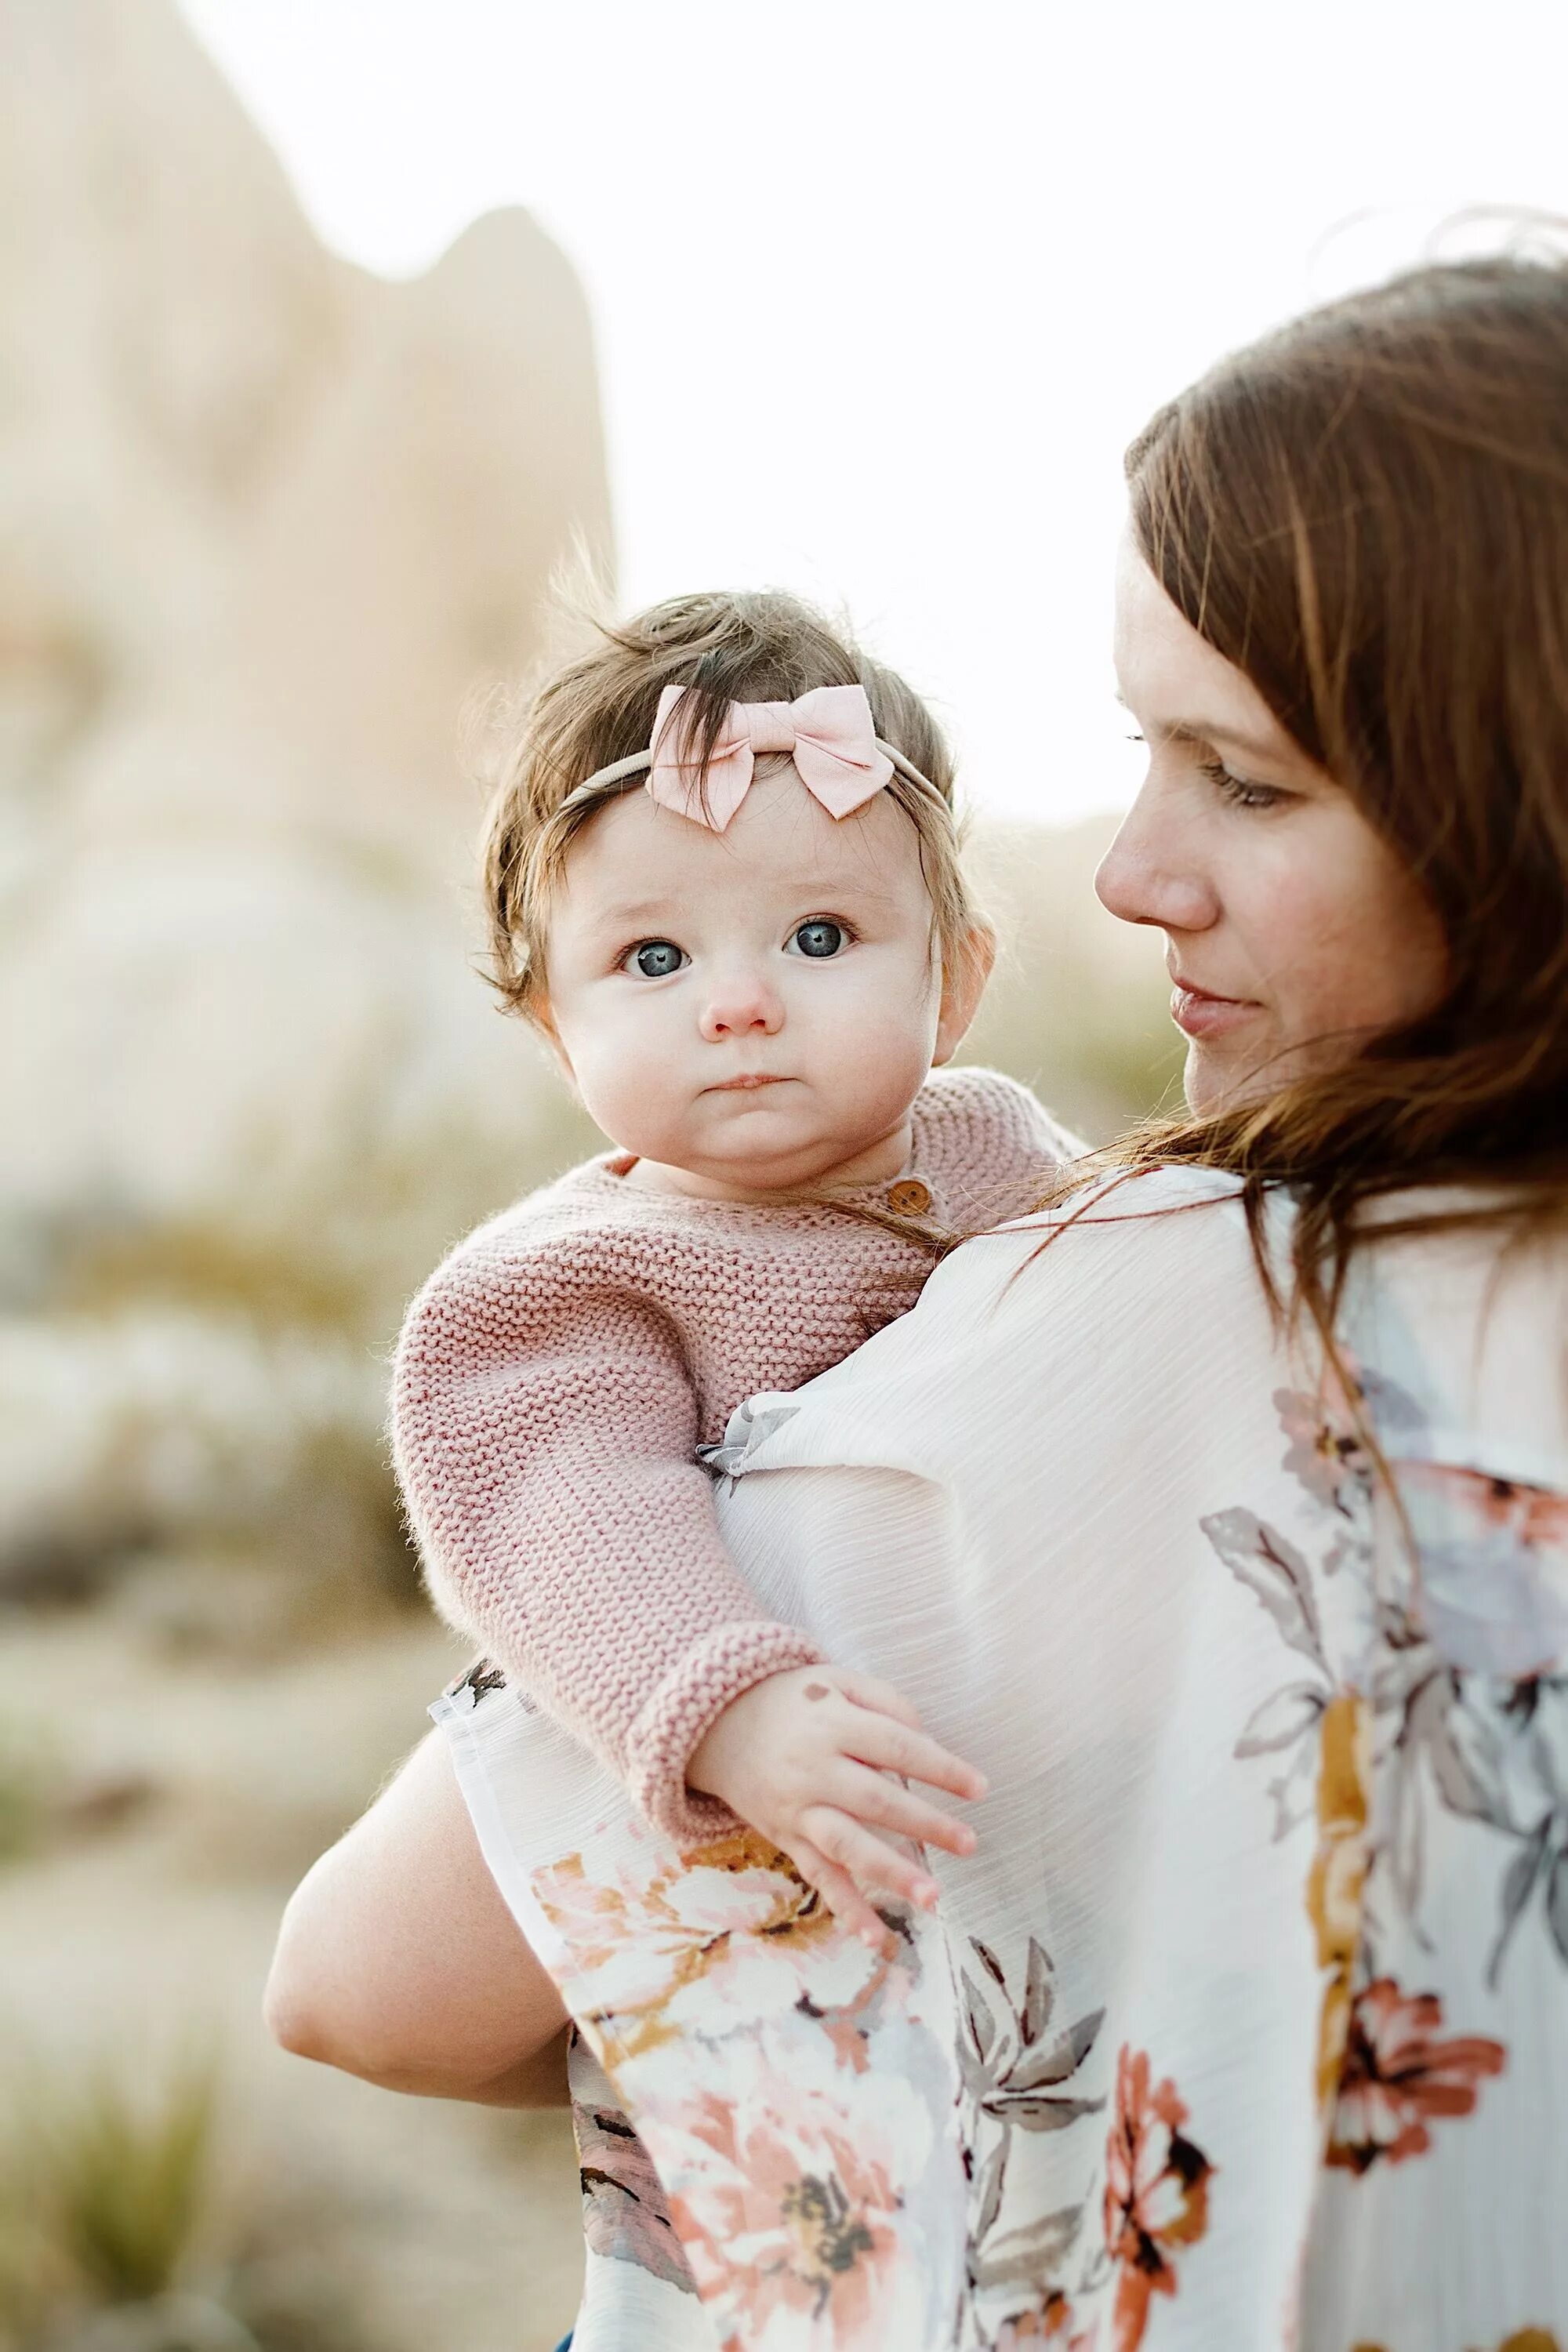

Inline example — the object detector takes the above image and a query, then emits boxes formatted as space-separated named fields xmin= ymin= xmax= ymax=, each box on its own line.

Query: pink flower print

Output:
xmin=1326 ymin=1977 xmax=1505 ymax=2172
xmin=1274 ymin=1377 xmax=1373 ymax=1522
xmin=658 ymin=2042 xmax=937 ymax=2348
xmin=1102 ymin=2046 xmax=1214 ymax=2352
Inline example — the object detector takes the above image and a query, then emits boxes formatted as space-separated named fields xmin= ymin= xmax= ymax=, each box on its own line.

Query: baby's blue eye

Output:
xmin=793 ymin=920 xmax=845 ymax=959
xmin=630 ymin=940 xmax=684 ymax=978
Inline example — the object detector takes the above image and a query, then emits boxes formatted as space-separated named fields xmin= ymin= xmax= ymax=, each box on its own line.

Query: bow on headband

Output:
xmin=646 ymin=682 xmax=895 ymax=833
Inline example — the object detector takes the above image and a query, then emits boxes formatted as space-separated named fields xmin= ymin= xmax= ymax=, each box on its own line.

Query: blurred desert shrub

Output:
xmin=0 ymin=2041 xmax=381 ymax=2352
xmin=0 ymin=2042 xmax=220 ymax=2350
xmin=49 ymin=2053 xmax=218 ymax=2310
xmin=0 ymin=1712 xmax=49 ymax=1864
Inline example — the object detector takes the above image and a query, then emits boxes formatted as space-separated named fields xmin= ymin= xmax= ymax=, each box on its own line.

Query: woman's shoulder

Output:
xmin=1344 ymin=1203 xmax=1568 ymax=1496
xmin=721 ymin=1164 xmax=1283 ymax=1486
xmin=963 ymin=1160 xmax=1264 ymax=1308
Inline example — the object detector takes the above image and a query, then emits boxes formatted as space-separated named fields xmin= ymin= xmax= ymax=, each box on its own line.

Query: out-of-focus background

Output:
xmin=1 ymin=3 xmax=1562 ymax=2346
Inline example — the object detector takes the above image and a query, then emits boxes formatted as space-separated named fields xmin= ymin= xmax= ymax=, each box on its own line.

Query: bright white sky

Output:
xmin=181 ymin=0 xmax=1566 ymax=824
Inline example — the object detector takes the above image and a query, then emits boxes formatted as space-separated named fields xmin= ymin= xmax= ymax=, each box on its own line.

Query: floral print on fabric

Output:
xmin=1240 ymin=1374 xmax=1568 ymax=1986
xmin=1304 ymin=1691 xmax=1372 ymax=2107
xmin=1392 ymin=1463 xmax=1568 ymax=1679
xmin=954 ymin=1936 xmax=1104 ymax=2347
xmin=1324 ymin=1980 xmax=1504 ymax=2174
xmin=528 ymin=1819 xmax=967 ymax=2350
xmin=565 ymin=2018 xmax=699 ymax=2299
xmin=657 ymin=2059 xmax=912 ymax=2332
xmin=574 ymin=2077 xmax=698 ymax=2291
xmin=1101 ymin=2047 xmax=1214 ymax=2352
xmin=1204 ymin=1364 xmax=1561 ymax=2184
xmin=1354 ymin=2334 xmax=1562 ymax=2351
xmin=525 ymin=1802 xmax=1214 ymax=2352
xmin=533 ymin=1827 xmax=848 ymax=2060
xmin=944 ymin=1936 xmax=1211 ymax=2351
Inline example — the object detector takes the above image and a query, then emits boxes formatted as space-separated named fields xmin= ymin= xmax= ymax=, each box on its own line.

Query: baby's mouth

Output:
xmin=706 ymin=1073 xmax=789 ymax=1092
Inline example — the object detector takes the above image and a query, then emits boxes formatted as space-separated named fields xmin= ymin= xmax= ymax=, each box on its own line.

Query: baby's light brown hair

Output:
xmin=480 ymin=589 xmax=982 ymax=1021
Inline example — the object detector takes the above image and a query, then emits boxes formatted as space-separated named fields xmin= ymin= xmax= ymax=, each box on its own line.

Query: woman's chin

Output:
xmin=1180 ymin=1039 xmax=1221 ymax=1118
xmin=1180 ymin=1036 xmax=1272 ymax=1120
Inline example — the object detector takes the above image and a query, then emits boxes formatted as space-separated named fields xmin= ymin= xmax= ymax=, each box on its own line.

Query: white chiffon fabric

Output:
xmin=436 ymin=1171 xmax=1568 ymax=2352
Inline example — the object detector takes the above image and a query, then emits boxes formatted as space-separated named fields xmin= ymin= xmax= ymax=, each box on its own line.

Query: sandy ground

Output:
xmin=0 ymin=1603 xmax=583 ymax=2351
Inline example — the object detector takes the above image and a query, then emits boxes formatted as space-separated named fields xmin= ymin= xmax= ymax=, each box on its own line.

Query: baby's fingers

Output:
xmin=800 ymin=1806 xmax=940 ymax=1914
xmin=784 ymin=1837 xmax=890 ymax=1948
xmin=829 ymin=1762 xmax=977 ymax=1858
xmin=833 ymin=1671 xmax=927 ymax=1733
xmin=839 ymin=1710 xmax=989 ymax=1805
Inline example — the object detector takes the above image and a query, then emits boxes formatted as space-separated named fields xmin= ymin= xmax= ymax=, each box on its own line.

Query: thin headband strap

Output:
xmin=556 ymin=738 xmax=945 ymax=818
xmin=556 ymin=750 xmax=658 ymax=815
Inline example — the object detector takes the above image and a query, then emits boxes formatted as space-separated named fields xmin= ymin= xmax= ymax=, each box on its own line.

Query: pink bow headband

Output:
xmin=560 ymin=683 xmax=942 ymax=834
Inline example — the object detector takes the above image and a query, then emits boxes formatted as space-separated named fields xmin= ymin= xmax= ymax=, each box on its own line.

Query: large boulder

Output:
xmin=0 ymin=0 xmax=610 ymax=1596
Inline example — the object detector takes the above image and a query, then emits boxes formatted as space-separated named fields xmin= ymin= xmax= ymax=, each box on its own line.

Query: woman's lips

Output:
xmin=1170 ymin=982 xmax=1258 ymax=1039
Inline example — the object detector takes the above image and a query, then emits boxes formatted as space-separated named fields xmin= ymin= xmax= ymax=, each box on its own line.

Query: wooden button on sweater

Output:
xmin=887 ymin=1178 xmax=933 ymax=1217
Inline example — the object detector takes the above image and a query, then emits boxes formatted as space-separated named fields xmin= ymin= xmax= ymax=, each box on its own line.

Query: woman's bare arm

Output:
xmin=264 ymin=1726 xmax=570 ymax=2107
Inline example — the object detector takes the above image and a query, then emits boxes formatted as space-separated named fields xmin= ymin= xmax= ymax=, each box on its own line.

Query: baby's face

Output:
xmin=539 ymin=765 xmax=957 ymax=1196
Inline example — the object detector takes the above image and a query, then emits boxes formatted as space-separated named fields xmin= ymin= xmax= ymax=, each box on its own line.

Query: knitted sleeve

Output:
xmin=391 ymin=1232 xmax=824 ymax=1845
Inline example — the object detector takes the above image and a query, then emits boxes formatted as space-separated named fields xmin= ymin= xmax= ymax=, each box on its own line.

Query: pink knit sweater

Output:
xmin=392 ymin=1066 xmax=1076 ymax=1842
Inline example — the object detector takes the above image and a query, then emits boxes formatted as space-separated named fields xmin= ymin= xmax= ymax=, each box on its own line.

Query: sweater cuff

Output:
xmin=624 ymin=1619 xmax=826 ymax=1847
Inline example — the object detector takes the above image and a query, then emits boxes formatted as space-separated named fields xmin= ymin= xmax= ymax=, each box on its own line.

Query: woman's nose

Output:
xmin=1094 ymin=779 xmax=1219 ymax=935
xmin=699 ymin=971 xmax=785 ymax=1043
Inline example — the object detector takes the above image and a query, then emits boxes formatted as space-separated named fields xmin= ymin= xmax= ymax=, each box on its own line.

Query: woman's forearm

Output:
xmin=264 ymin=1726 xmax=569 ymax=2107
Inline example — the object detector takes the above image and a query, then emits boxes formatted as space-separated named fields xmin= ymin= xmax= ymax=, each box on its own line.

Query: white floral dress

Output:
xmin=434 ymin=1171 xmax=1568 ymax=2352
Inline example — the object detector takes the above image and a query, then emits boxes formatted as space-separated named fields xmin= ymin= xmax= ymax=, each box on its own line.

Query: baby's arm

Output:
xmin=394 ymin=1240 xmax=982 ymax=1933
xmin=394 ymin=1238 xmax=815 ymax=1842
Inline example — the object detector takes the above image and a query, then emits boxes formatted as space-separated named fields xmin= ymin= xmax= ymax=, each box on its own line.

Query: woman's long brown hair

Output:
xmin=1049 ymin=256 xmax=1568 ymax=1343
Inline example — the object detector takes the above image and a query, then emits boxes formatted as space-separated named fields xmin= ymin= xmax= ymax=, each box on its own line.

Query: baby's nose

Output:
xmin=699 ymin=971 xmax=784 ymax=1042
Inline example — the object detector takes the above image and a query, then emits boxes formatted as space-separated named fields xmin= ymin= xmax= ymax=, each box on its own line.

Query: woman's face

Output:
xmin=1098 ymin=541 xmax=1448 ymax=1116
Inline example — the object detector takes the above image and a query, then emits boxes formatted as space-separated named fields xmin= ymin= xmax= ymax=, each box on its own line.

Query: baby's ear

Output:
xmin=933 ymin=921 xmax=996 ymax=1065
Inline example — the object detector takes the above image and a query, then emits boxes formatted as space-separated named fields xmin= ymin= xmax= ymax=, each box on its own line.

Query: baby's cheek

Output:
xmin=823 ymin=1006 xmax=935 ymax=1110
xmin=573 ymin=1035 xmax=688 ymax=1156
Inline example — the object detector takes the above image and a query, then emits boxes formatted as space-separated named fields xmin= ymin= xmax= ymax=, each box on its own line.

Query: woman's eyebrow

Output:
xmin=1167 ymin=718 xmax=1284 ymax=763
xmin=1115 ymin=691 xmax=1283 ymax=765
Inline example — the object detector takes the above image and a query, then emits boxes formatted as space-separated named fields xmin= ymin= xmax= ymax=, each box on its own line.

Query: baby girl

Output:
xmin=392 ymin=590 xmax=1076 ymax=1942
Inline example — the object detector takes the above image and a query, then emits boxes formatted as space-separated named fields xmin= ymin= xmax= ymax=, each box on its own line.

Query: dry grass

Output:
xmin=47 ymin=2048 xmax=220 ymax=2307
xmin=0 ymin=1718 xmax=49 ymax=1864
xmin=0 ymin=2035 xmax=400 ymax=2352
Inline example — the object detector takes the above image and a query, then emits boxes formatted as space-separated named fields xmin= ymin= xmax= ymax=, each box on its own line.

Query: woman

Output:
xmin=269 ymin=256 xmax=1568 ymax=2350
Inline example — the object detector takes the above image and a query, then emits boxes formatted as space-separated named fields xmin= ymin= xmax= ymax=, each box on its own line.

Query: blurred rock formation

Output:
xmin=0 ymin=0 xmax=611 ymax=1599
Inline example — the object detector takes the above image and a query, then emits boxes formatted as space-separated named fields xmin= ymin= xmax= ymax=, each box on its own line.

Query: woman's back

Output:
xmin=445 ymin=1176 xmax=1568 ymax=2349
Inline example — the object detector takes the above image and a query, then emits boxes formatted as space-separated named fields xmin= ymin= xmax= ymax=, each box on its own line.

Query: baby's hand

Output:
xmin=686 ymin=1666 xmax=987 ymax=1946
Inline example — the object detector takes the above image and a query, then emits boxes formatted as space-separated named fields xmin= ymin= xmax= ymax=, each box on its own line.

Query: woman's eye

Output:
xmin=627 ymin=940 xmax=685 ymax=978
xmin=791 ymin=919 xmax=847 ymax=959
xmin=1198 ymin=755 xmax=1287 ymax=811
